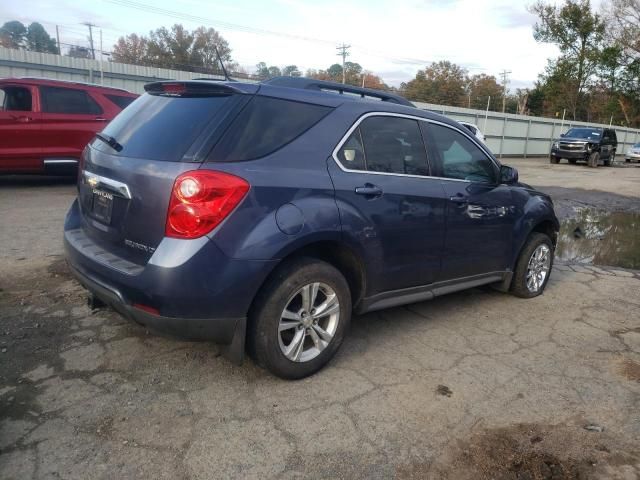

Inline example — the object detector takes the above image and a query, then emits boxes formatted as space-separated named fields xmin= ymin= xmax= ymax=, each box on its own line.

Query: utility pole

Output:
xmin=99 ymin=29 xmax=104 ymax=85
xmin=499 ymin=69 xmax=511 ymax=113
xmin=83 ymin=22 xmax=96 ymax=59
xmin=55 ymin=25 xmax=61 ymax=55
xmin=336 ymin=43 xmax=351 ymax=84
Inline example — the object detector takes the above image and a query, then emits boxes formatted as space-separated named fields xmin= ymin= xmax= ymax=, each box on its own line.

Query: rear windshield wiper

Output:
xmin=95 ymin=132 xmax=123 ymax=152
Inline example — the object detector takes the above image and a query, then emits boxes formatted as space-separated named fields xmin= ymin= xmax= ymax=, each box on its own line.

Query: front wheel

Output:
xmin=588 ymin=151 xmax=600 ymax=168
xmin=549 ymin=156 xmax=560 ymax=164
xmin=511 ymin=233 xmax=554 ymax=298
xmin=248 ymin=258 xmax=351 ymax=379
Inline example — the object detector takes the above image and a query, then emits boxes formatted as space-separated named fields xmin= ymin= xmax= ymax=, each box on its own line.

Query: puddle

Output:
xmin=556 ymin=209 xmax=640 ymax=269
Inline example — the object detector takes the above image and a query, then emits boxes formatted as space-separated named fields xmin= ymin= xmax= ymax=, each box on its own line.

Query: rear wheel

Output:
xmin=588 ymin=151 xmax=600 ymax=168
xmin=549 ymin=156 xmax=560 ymax=164
xmin=605 ymin=152 xmax=615 ymax=166
xmin=511 ymin=233 xmax=554 ymax=298
xmin=248 ymin=258 xmax=351 ymax=379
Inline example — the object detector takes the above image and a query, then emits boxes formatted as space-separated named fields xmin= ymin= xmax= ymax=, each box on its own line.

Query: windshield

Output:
xmin=564 ymin=128 xmax=601 ymax=140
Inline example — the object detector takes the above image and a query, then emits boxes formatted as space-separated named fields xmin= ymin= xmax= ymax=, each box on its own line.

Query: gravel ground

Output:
xmin=1 ymin=160 xmax=639 ymax=479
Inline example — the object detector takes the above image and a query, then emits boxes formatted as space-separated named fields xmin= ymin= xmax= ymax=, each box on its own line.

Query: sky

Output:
xmin=1 ymin=0 xmax=580 ymax=90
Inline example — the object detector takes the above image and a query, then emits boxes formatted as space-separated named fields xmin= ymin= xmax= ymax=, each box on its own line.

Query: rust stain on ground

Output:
xmin=619 ymin=358 xmax=640 ymax=382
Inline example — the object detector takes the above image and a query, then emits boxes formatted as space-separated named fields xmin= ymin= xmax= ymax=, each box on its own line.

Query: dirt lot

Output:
xmin=1 ymin=159 xmax=639 ymax=479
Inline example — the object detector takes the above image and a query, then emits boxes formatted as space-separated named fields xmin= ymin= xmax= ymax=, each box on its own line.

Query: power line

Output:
xmin=336 ymin=43 xmax=350 ymax=84
xmin=103 ymin=0 xmax=442 ymax=67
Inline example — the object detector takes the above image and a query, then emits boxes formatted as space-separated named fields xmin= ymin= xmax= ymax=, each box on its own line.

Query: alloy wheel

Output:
xmin=526 ymin=244 xmax=551 ymax=293
xmin=277 ymin=282 xmax=340 ymax=362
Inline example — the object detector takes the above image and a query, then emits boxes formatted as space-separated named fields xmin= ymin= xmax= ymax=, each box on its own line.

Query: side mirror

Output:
xmin=500 ymin=165 xmax=519 ymax=184
xmin=560 ymin=133 xmax=565 ymax=137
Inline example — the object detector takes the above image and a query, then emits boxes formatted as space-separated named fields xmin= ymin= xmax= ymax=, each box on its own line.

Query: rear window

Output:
xmin=40 ymin=86 xmax=102 ymax=114
xmin=209 ymin=96 xmax=332 ymax=162
xmin=104 ymin=94 xmax=136 ymax=110
xmin=92 ymin=93 xmax=234 ymax=161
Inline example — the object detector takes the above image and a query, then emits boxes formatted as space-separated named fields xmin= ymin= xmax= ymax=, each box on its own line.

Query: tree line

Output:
xmin=2 ymin=0 xmax=640 ymax=127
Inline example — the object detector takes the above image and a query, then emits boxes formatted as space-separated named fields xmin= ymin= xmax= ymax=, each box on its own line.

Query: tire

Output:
xmin=626 ymin=158 xmax=631 ymax=163
xmin=588 ymin=151 xmax=599 ymax=168
xmin=549 ymin=156 xmax=560 ymax=164
xmin=568 ymin=159 xmax=577 ymax=164
xmin=248 ymin=257 xmax=351 ymax=379
xmin=511 ymin=233 xmax=554 ymax=299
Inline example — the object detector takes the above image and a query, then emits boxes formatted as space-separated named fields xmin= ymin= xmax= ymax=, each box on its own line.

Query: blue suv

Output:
xmin=64 ymin=77 xmax=559 ymax=379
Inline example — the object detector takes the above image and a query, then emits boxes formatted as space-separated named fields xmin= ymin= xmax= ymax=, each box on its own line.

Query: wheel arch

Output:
xmin=250 ymin=239 xmax=367 ymax=315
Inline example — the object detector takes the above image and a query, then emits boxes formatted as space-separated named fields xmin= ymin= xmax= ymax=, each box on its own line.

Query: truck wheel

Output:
xmin=604 ymin=153 xmax=614 ymax=167
xmin=511 ymin=233 xmax=554 ymax=299
xmin=248 ymin=257 xmax=351 ymax=379
xmin=588 ymin=151 xmax=599 ymax=168
xmin=549 ymin=156 xmax=560 ymax=164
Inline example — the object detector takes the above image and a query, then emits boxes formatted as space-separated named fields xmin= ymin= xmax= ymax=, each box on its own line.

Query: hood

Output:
xmin=556 ymin=137 xmax=590 ymax=143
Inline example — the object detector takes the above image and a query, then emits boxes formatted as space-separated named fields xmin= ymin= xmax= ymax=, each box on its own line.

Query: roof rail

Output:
xmin=17 ymin=77 xmax=132 ymax=93
xmin=262 ymin=76 xmax=414 ymax=107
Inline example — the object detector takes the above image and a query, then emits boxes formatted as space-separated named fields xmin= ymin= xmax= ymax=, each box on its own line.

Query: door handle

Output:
xmin=95 ymin=117 xmax=107 ymax=121
xmin=449 ymin=195 xmax=468 ymax=204
xmin=10 ymin=115 xmax=32 ymax=123
xmin=355 ymin=184 xmax=383 ymax=197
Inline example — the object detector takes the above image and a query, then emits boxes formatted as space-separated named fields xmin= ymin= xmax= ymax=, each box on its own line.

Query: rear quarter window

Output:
xmin=104 ymin=94 xmax=136 ymax=110
xmin=209 ymin=96 xmax=332 ymax=162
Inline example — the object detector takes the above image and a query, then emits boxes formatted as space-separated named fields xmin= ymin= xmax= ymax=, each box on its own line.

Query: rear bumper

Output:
xmin=625 ymin=153 xmax=640 ymax=161
xmin=68 ymin=260 xmax=241 ymax=342
xmin=63 ymin=199 xmax=277 ymax=346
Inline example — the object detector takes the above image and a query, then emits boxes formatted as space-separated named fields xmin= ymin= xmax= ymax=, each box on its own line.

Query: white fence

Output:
xmin=414 ymin=102 xmax=640 ymax=158
xmin=2 ymin=46 xmax=640 ymax=157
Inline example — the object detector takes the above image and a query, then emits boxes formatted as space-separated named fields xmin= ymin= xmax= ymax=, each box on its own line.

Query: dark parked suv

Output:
xmin=64 ymin=77 xmax=559 ymax=379
xmin=549 ymin=127 xmax=617 ymax=167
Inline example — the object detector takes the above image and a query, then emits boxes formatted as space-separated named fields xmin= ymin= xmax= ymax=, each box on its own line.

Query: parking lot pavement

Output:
xmin=1 ymin=168 xmax=639 ymax=479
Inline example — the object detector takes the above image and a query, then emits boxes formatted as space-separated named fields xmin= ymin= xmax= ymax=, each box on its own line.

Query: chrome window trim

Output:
xmin=82 ymin=170 xmax=132 ymax=199
xmin=331 ymin=111 xmax=499 ymax=183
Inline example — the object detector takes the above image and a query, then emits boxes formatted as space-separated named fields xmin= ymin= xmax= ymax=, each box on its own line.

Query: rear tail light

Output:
xmin=165 ymin=170 xmax=249 ymax=239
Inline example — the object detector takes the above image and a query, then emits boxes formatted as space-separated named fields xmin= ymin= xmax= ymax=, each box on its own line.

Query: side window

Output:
xmin=104 ymin=94 xmax=136 ymax=110
xmin=358 ymin=116 xmax=429 ymax=176
xmin=427 ymin=123 xmax=496 ymax=183
xmin=337 ymin=128 xmax=366 ymax=171
xmin=1 ymin=86 xmax=33 ymax=111
xmin=210 ymin=96 xmax=332 ymax=161
xmin=40 ymin=86 xmax=103 ymax=115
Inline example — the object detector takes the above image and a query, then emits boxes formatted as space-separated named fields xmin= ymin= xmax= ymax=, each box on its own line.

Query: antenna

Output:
xmin=214 ymin=46 xmax=232 ymax=82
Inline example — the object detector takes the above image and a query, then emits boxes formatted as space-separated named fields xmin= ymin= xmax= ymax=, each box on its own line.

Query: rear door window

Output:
xmin=210 ymin=96 xmax=332 ymax=162
xmin=1 ymin=86 xmax=33 ymax=111
xmin=336 ymin=116 xmax=429 ymax=176
xmin=92 ymin=93 xmax=236 ymax=161
xmin=40 ymin=86 xmax=103 ymax=114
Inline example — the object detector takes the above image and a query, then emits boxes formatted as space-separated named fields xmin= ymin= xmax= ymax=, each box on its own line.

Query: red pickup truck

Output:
xmin=0 ymin=78 xmax=138 ymax=175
